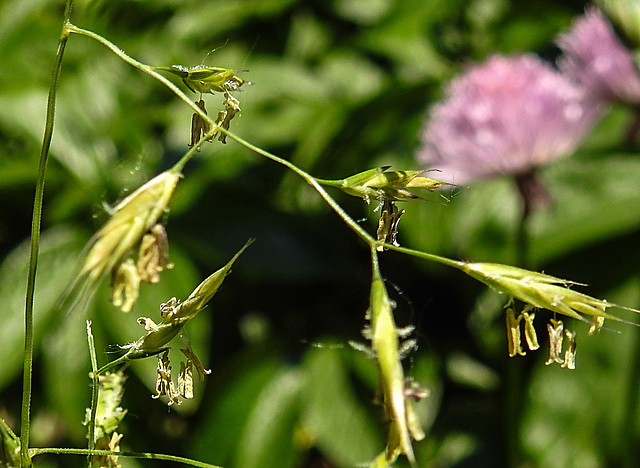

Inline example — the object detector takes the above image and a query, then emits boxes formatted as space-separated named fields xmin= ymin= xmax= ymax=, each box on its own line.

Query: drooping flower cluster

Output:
xmin=350 ymin=253 xmax=426 ymax=466
xmin=84 ymin=370 xmax=128 ymax=468
xmin=461 ymin=261 xmax=638 ymax=368
xmin=416 ymin=55 xmax=604 ymax=184
xmin=152 ymin=345 xmax=211 ymax=406
xmin=188 ymin=93 xmax=242 ymax=150
xmin=506 ymin=305 xmax=578 ymax=369
xmin=96 ymin=240 xmax=252 ymax=405
xmin=557 ymin=6 xmax=640 ymax=105
xmin=316 ymin=166 xmax=450 ymax=251
xmin=154 ymin=64 xmax=247 ymax=150
xmin=62 ymin=169 xmax=181 ymax=313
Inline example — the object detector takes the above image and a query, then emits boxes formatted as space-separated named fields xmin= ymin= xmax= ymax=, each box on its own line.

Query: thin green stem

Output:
xmin=216 ymin=130 xmax=469 ymax=271
xmin=22 ymin=1 xmax=74 ymax=465
xmin=86 ymin=321 xmax=99 ymax=466
xmin=66 ymin=24 xmax=220 ymax=174
xmin=29 ymin=448 xmax=223 ymax=468
xmin=94 ymin=355 xmax=130 ymax=376
xmin=226 ymin=133 xmax=375 ymax=243
xmin=64 ymin=24 xmax=478 ymax=278
xmin=370 ymin=244 xmax=380 ymax=274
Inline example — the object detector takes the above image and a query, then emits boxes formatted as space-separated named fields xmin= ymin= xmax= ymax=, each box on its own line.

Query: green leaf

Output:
xmin=96 ymin=244 xmax=203 ymax=404
xmin=191 ymin=355 xmax=284 ymax=466
xmin=235 ymin=368 xmax=302 ymax=468
xmin=43 ymin=298 xmax=93 ymax=442
xmin=300 ymin=346 xmax=382 ymax=466
xmin=0 ymin=227 xmax=84 ymax=390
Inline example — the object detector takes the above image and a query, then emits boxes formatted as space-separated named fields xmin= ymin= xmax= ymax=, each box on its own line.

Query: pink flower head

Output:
xmin=416 ymin=55 xmax=603 ymax=184
xmin=557 ymin=6 xmax=640 ymax=105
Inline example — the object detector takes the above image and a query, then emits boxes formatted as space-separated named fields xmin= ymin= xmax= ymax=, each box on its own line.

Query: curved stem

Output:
xmin=22 ymin=1 xmax=74 ymax=465
xmin=66 ymin=24 xmax=222 ymax=174
xmin=65 ymin=24 xmax=475 ymax=275
xmin=29 ymin=448 xmax=223 ymax=468
xmin=94 ymin=353 xmax=131 ymax=376
xmin=222 ymin=131 xmax=473 ymax=272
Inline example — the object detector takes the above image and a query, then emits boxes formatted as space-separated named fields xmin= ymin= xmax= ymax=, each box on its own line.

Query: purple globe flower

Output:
xmin=416 ymin=54 xmax=603 ymax=185
xmin=557 ymin=6 xmax=640 ymax=105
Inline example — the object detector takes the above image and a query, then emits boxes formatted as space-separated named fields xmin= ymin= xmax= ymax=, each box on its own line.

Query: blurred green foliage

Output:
xmin=2 ymin=0 xmax=640 ymax=467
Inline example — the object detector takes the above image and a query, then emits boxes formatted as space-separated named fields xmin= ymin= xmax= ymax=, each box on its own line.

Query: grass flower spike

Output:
xmin=462 ymin=262 xmax=639 ymax=327
xmin=317 ymin=166 xmax=448 ymax=253
xmin=317 ymin=166 xmax=447 ymax=203
xmin=83 ymin=370 xmax=127 ymax=467
xmin=95 ymin=240 xmax=253 ymax=377
xmin=463 ymin=263 xmax=640 ymax=368
xmin=416 ymin=55 xmax=603 ymax=184
xmin=62 ymin=169 xmax=181 ymax=312
xmin=557 ymin=6 xmax=640 ymax=105
xmin=367 ymin=251 xmax=425 ymax=466
xmin=84 ymin=371 xmax=127 ymax=442
xmin=154 ymin=64 xmax=248 ymax=94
